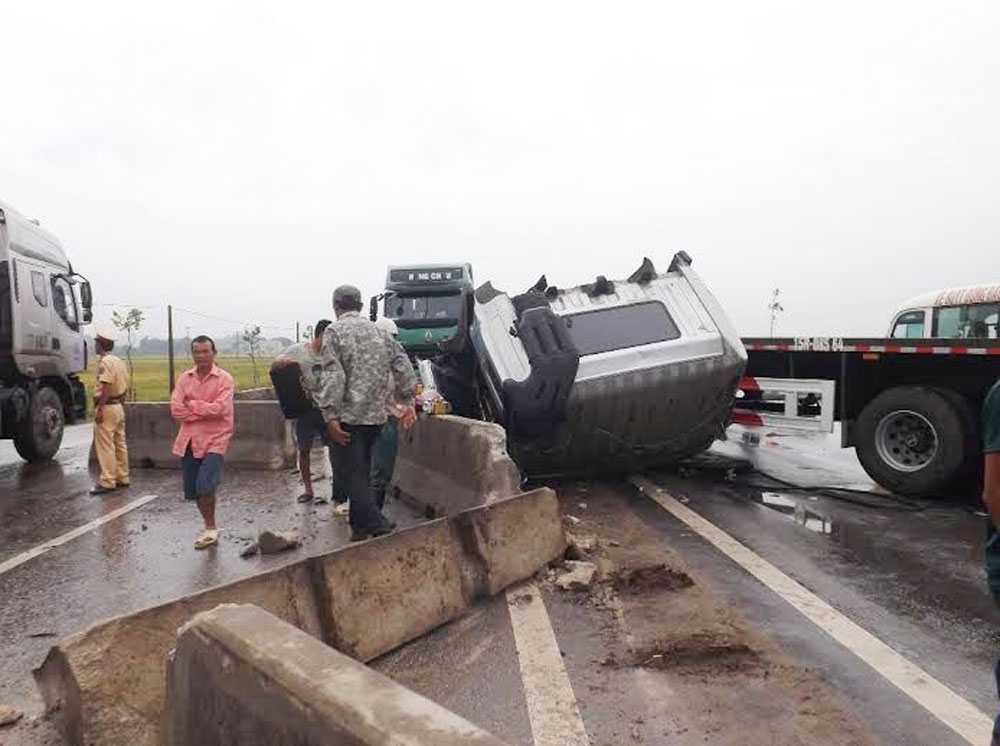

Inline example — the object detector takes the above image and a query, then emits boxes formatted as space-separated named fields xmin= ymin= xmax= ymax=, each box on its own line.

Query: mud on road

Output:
xmin=544 ymin=482 xmax=876 ymax=745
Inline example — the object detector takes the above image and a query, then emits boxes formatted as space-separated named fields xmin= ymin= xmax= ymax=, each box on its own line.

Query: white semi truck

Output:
xmin=0 ymin=200 xmax=93 ymax=461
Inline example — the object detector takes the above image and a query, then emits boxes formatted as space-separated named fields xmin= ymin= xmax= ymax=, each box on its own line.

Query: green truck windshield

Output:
xmin=384 ymin=293 xmax=463 ymax=323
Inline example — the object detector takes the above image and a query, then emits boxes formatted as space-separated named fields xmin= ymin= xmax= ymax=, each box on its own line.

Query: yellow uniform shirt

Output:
xmin=96 ymin=354 xmax=129 ymax=400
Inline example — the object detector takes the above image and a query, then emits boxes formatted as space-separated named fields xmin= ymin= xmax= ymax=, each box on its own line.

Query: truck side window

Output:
xmin=891 ymin=311 xmax=924 ymax=339
xmin=933 ymin=304 xmax=1000 ymax=338
xmin=51 ymin=276 xmax=79 ymax=330
xmin=30 ymin=271 xmax=48 ymax=307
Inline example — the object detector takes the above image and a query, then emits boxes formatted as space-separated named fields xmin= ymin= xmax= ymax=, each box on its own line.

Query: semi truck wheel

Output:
xmin=13 ymin=386 xmax=66 ymax=462
xmin=855 ymin=386 xmax=967 ymax=497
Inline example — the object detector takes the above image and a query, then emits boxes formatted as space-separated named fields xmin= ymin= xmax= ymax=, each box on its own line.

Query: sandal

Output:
xmin=297 ymin=493 xmax=314 ymax=503
xmin=194 ymin=529 xmax=220 ymax=550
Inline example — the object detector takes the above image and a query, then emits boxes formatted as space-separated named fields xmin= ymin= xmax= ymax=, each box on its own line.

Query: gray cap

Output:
xmin=332 ymin=284 xmax=362 ymax=306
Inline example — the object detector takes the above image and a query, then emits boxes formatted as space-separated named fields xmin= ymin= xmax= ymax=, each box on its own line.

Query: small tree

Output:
xmin=112 ymin=307 xmax=144 ymax=401
xmin=303 ymin=324 xmax=313 ymax=343
xmin=767 ymin=288 xmax=784 ymax=337
xmin=242 ymin=325 xmax=262 ymax=385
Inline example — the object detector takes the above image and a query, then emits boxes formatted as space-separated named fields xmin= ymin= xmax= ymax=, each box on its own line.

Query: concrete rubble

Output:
xmin=556 ymin=560 xmax=597 ymax=591
xmin=0 ymin=704 xmax=23 ymax=726
xmin=258 ymin=529 xmax=300 ymax=554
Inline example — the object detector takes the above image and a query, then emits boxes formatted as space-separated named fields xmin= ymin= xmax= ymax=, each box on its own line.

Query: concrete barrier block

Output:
xmin=34 ymin=560 xmax=322 ymax=746
xmin=232 ymin=386 xmax=276 ymax=400
xmin=316 ymin=520 xmax=469 ymax=662
xmin=125 ymin=401 xmax=295 ymax=470
xmin=163 ymin=604 xmax=508 ymax=746
xmin=35 ymin=492 xmax=566 ymax=746
xmin=392 ymin=415 xmax=522 ymax=515
xmin=458 ymin=487 xmax=567 ymax=596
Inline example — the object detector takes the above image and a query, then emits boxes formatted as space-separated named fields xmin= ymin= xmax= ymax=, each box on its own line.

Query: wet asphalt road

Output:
xmin=374 ymin=427 xmax=999 ymax=745
xmin=1 ymin=424 xmax=997 ymax=744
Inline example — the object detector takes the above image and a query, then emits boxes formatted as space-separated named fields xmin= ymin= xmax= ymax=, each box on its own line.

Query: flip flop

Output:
xmin=297 ymin=493 xmax=314 ymax=503
xmin=194 ymin=529 xmax=220 ymax=550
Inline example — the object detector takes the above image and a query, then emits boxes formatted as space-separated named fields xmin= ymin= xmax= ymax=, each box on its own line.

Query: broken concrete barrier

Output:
xmin=34 ymin=561 xmax=322 ymax=746
xmin=163 ymin=604 xmax=509 ymax=746
xmin=392 ymin=415 xmax=522 ymax=516
xmin=318 ymin=520 xmax=468 ymax=662
xmin=124 ymin=401 xmax=295 ymax=469
xmin=35 ymin=488 xmax=565 ymax=746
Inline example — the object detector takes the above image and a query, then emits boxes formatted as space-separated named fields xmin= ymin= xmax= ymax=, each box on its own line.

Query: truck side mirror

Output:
xmin=80 ymin=281 xmax=93 ymax=323
xmin=369 ymin=296 xmax=378 ymax=322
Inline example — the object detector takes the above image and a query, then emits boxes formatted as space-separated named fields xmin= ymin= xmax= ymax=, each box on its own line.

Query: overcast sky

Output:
xmin=2 ymin=0 xmax=997 ymax=343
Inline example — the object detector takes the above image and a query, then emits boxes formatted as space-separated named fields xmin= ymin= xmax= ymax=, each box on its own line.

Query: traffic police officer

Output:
xmin=91 ymin=330 xmax=130 ymax=495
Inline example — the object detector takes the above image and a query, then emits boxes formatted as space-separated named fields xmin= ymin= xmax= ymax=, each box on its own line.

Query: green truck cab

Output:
xmin=372 ymin=264 xmax=474 ymax=359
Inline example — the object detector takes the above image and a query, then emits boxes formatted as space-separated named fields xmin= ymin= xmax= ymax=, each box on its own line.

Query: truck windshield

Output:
xmin=384 ymin=293 xmax=462 ymax=323
xmin=566 ymin=301 xmax=680 ymax=356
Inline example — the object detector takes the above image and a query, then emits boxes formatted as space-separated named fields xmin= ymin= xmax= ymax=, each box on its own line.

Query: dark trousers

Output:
xmin=371 ymin=417 xmax=399 ymax=509
xmin=333 ymin=423 xmax=389 ymax=534
xmin=994 ymin=658 xmax=1000 ymax=745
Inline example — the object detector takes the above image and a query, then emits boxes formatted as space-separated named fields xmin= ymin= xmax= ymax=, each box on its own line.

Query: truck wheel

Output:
xmin=855 ymin=386 xmax=967 ymax=497
xmin=13 ymin=386 xmax=66 ymax=462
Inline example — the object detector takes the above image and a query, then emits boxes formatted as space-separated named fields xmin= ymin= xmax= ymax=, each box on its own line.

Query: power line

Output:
xmin=171 ymin=305 xmax=293 ymax=334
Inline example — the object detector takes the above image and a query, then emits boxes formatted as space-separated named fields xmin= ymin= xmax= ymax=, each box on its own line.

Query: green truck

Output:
xmin=371 ymin=263 xmax=474 ymax=359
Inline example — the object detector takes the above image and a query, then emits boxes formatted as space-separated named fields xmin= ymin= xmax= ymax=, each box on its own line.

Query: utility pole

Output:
xmin=167 ymin=304 xmax=175 ymax=393
xmin=768 ymin=288 xmax=784 ymax=337
xmin=296 ymin=321 xmax=300 ymax=343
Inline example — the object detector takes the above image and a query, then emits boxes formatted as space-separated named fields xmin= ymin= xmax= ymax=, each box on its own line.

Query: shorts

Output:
xmin=182 ymin=444 xmax=226 ymax=501
xmin=295 ymin=408 xmax=331 ymax=451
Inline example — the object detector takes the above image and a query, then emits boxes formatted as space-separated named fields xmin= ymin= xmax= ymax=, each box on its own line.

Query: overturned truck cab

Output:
xmin=467 ymin=253 xmax=747 ymax=476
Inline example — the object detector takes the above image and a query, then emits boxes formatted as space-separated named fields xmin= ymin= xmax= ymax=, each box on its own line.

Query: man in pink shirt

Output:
xmin=170 ymin=335 xmax=235 ymax=550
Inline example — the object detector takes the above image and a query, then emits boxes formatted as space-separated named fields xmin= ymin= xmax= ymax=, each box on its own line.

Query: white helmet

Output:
xmin=375 ymin=317 xmax=399 ymax=337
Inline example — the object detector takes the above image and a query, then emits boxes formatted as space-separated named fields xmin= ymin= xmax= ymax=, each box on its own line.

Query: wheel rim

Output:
xmin=874 ymin=409 xmax=938 ymax=473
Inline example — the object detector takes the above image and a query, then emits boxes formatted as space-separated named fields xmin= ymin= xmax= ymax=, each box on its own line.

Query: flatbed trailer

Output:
xmin=739 ymin=336 xmax=1000 ymax=496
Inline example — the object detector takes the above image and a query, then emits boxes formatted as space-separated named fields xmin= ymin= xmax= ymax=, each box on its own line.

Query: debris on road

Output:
xmin=555 ymin=560 xmax=597 ymax=591
xmin=563 ymin=514 xmax=582 ymax=526
xmin=0 ymin=705 xmax=23 ymax=727
xmin=611 ymin=564 xmax=695 ymax=594
xmin=258 ymin=529 xmax=300 ymax=554
xmin=239 ymin=541 xmax=260 ymax=558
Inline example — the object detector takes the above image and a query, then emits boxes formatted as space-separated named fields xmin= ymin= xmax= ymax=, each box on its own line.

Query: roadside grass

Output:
xmin=83 ymin=355 xmax=274 ymax=415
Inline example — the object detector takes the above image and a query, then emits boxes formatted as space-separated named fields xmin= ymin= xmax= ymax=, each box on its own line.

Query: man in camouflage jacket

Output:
xmin=315 ymin=284 xmax=416 ymax=540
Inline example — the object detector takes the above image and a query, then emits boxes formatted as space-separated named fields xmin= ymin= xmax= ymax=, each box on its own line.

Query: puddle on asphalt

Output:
xmin=755 ymin=492 xmax=834 ymax=536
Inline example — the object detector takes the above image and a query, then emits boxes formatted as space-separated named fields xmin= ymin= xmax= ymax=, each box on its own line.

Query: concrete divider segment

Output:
xmin=34 ymin=488 xmax=565 ymax=746
xmin=34 ymin=562 xmax=322 ymax=746
xmin=124 ymin=401 xmax=295 ymax=470
xmin=163 ymin=604 xmax=509 ymax=746
xmin=458 ymin=486 xmax=566 ymax=596
xmin=318 ymin=521 xmax=469 ymax=662
xmin=392 ymin=415 xmax=522 ymax=515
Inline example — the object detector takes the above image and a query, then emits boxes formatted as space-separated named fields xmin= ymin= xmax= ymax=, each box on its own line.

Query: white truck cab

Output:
xmin=889 ymin=284 xmax=1000 ymax=340
xmin=0 ymin=199 xmax=93 ymax=460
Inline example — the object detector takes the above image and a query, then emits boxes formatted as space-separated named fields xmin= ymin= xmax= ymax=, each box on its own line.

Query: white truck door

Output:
xmin=50 ymin=274 xmax=85 ymax=372
xmin=11 ymin=258 xmax=54 ymax=362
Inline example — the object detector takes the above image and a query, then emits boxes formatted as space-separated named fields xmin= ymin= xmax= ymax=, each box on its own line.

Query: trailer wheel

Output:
xmin=855 ymin=387 xmax=967 ymax=497
xmin=13 ymin=386 xmax=66 ymax=462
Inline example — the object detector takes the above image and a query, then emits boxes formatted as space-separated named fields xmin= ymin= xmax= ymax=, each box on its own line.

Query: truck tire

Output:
xmin=13 ymin=386 xmax=66 ymax=462
xmin=855 ymin=386 xmax=968 ymax=497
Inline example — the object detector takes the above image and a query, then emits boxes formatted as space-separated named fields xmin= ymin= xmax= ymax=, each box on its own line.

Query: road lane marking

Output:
xmin=0 ymin=493 xmax=159 ymax=577
xmin=506 ymin=582 xmax=590 ymax=746
xmin=630 ymin=476 xmax=993 ymax=746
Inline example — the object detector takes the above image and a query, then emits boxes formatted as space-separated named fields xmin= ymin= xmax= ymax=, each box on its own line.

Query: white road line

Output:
xmin=506 ymin=582 xmax=590 ymax=746
xmin=630 ymin=476 xmax=992 ymax=746
xmin=0 ymin=494 xmax=159 ymax=577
